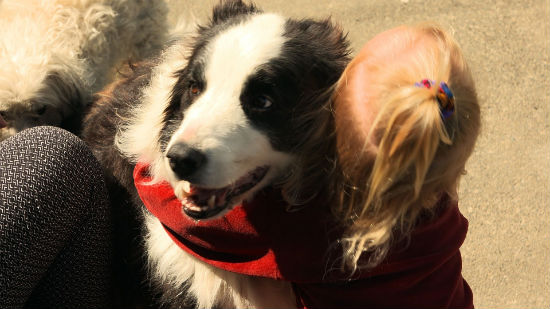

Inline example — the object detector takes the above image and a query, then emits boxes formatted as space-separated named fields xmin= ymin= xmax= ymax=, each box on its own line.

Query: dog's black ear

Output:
xmin=211 ymin=0 xmax=260 ymax=25
xmin=41 ymin=71 xmax=87 ymax=133
xmin=285 ymin=18 xmax=350 ymax=90
xmin=277 ymin=19 xmax=350 ymax=205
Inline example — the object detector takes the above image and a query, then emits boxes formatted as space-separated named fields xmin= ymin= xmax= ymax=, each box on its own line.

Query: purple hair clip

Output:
xmin=414 ymin=79 xmax=455 ymax=119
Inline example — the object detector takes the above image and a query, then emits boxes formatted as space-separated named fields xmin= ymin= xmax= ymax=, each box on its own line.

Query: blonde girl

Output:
xmin=325 ymin=23 xmax=481 ymax=308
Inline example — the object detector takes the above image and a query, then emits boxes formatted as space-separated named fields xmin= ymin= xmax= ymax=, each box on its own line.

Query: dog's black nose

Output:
xmin=166 ymin=143 xmax=207 ymax=179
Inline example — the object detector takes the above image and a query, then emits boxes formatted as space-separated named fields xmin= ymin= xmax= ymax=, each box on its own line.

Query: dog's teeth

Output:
xmin=182 ymin=181 xmax=191 ymax=193
xmin=186 ymin=204 xmax=201 ymax=212
xmin=208 ymin=195 xmax=215 ymax=208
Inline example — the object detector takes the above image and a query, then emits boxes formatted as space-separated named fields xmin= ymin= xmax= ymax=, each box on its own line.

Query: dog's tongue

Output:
xmin=188 ymin=186 xmax=229 ymax=208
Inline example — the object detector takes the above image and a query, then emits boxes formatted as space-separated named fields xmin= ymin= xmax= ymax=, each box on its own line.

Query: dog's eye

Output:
xmin=188 ymin=82 xmax=202 ymax=96
xmin=250 ymin=95 xmax=273 ymax=111
xmin=36 ymin=105 xmax=47 ymax=115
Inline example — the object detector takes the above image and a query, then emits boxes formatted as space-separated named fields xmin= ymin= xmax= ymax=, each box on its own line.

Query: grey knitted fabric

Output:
xmin=0 ymin=126 xmax=112 ymax=309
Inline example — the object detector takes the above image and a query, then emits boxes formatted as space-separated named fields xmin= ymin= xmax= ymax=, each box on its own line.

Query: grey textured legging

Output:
xmin=0 ymin=126 xmax=112 ymax=308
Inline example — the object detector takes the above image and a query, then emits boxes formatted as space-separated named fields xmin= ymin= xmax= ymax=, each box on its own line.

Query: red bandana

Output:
xmin=134 ymin=162 xmax=473 ymax=308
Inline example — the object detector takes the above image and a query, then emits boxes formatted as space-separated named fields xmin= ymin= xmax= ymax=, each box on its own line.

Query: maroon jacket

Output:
xmin=134 ymin=162 xmax=473 ymax=308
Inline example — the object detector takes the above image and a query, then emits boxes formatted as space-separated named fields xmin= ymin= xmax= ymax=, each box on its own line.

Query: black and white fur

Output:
xmin=83 ymin=1 xmax=349 ymax=307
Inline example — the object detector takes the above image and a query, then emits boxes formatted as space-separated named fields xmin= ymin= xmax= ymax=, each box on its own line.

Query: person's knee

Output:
xmin=6 ymin=126 xmax=102 ymax=179
xmin=1 ymin=126 xmax=108 ymax=215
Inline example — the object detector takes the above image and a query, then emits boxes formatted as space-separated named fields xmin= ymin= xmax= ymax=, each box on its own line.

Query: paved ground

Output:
xmin=182 ymin=1 xmax=550 ymax=307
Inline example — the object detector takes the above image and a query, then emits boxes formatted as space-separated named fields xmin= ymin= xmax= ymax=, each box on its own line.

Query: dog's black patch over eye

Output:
xmin=240 ymin=66 xmax=300 ymax=150
xmin=179 ymin=66 xmax=206 ymax=109
xmin=254 ymin=95 xmax=273 ymax=109
xmin=168 ymin=65 xmax=205 ymax=113
xmin=160 ymin=61 xmax=206 ymax=152
xmin=240 ymin=18 xmax=350 ymax=152
xmin=246 ymin=94 xmax=273 ymax=112
xmin=188 ymin=80 xmax=203 ymax=97
xmin=240 ymin=68 xmax=283 ymax=114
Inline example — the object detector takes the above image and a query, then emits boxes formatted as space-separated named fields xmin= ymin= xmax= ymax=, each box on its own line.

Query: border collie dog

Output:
xmin=83 ymin=1 xmax=349 ymax=307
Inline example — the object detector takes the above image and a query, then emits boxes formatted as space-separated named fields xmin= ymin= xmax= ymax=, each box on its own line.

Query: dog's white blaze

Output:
xmin=169 ymin=14 xmax=292 ymax=188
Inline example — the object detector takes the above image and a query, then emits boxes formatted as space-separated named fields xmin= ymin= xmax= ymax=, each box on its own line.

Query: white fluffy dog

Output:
xmin=0 ymin=0 xmax=168 ymax=141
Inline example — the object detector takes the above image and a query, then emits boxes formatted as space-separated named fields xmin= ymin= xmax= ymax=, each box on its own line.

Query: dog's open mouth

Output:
xmin=180 ymin=166 xmax=269 ymax=220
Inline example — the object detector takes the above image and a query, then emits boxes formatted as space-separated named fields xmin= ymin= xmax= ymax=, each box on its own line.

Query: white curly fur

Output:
xmin=0 ymin=0 xmax=168 ymax=140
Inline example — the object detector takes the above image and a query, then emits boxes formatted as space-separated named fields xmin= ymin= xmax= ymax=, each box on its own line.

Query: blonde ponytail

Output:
xmin=367 ymin=84 xmax=452 ymax=207
xmin=334 ymin=23 xmax=481 ymax=274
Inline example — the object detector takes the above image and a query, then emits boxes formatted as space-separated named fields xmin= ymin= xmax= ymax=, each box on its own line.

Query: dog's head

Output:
xmin=151 ymin=1 xmax=349 ymax=219
xmin=0 ymin=70 xmax=86 ymax=141
xmin=0 ymin=1 xmax=87 ymax=141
